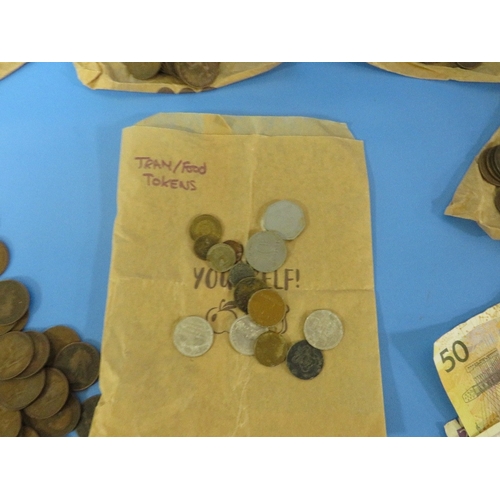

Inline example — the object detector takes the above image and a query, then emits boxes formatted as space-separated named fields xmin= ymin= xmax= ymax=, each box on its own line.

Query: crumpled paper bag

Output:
xmin=0 ymin=63 xmax=25 ymax=81
xmin=91 ymin=112 xmax=386 ymax=436
xmin=74 ymin=63 xmax=280 ymax=94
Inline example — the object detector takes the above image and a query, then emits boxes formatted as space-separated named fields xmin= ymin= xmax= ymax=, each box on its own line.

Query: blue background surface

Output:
xmin=1 ymin=62 xmax=499 ymax=437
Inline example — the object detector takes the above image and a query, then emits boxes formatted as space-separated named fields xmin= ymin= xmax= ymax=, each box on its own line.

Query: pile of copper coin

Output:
xmin=0 ymin=241 xmax=101 ymax=437
xmin=173 ymin=200 xmax=345 ymax=380
xmin=123 ymin=62 xmax=220 ymax=88
xmin=477 ymin=145 xmax=500 ymax=213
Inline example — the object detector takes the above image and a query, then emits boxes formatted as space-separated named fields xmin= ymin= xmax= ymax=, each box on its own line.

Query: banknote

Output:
xmin=444 ymin=418 xmax=468 ymax=437
xmin=434 ymin=304 xmax=500 ymax=437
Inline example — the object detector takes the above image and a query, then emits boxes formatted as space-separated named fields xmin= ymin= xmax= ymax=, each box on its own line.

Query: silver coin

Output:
xmin=261 ymin=200 xmax=306 ymax=240
xmin=228 ymin=262 xmax=255 ymax=286
xmin=229 ymin=316 xmax=267 ymax=355
xmin=173 ymin=316 xmax=214 ymax=357
xmin=207 ymin=243 xmax=236 ymax=272
xmin=303 ymin=309 xmax=344 ymax=350
xmin=245 ymin=231 xmax=287 ymax=273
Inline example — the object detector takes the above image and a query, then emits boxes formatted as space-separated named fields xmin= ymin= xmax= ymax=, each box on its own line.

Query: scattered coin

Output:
xmin=228 ymin=262 xmax=255 ymax=286
xmin=124 ymin=62 xmax=162 ymax=80
xmin=456 ymin=63 xmax=482 ymax=70
xmin=229 ymin=316 xmax=267 ymax=355
xmin=286 ymin=340 xmax=324 ymax=380
xmin=0 ymin=330 xmax=34 ymax=380
xmin=18 ymin=426 xmax=39 ymax=437
xmin=248 ymin=289 xmax=286 ymax=327
xmin=261 ymin=200 xmax=306 ymax=240
xmin=0 ymin=241 xmax=9 ymax=276
xmin=304 ymin=309 xmax=344 ymax=350
xmin=194 ymin=235 xmax=219 ymax=260
xmin=0 ymin=280 xmax=30 ymax=326
xmin=245 ymin=231 xmax=287 ymax=273
xmin=223 ymin=240 xmax=244 ymax=263
xmin=15 ymin=331 xmax=50 ymax=379
xmin=53 ymin=342 xmax=100 ymax=391
xmin=0 ymin=369 xmax=46 ymax=410
xmin=76 ymin=394 xmax=101 ymax=437
xmin=0 ymin=406 xmax=21 ymax=437
xmin=234 ymin=277 xmax=268 ymax=313
xmin=254 ymin=331 xmax=290 ymax=367
xmin=189 ymin=214 xmax=223 ymax=241
xmin=173 ymin=63 xmax=220 ymax=88
xmin=44 ymin=325 xmax=81 ymax=365
xmin=173 ymin=316 xmax=214 ymax=357
xmin=207 ymin=243 xmax=236 ymax=272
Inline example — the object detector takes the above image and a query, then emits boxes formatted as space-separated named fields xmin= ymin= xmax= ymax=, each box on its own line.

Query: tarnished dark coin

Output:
xmin=0 ymin=369 xmax=46 ymax=410
xmin=456 ymin=63 xmax=482 ymax=70
xmin=26 ymin=394 xmax=81 ymax=437
xmin=173 ymin=62 xmax=220 ymax=88
xmin=18 ymin=426 xmax=39 ymax=437
xmin=0 ymin=280 xmax=30 ymax=326
xmin=478 ymin=148 xmax=500 ymax=186
xmin=15 ymin=331 xmax=50 ymax=379
xmin=0 ymin=241 xmax=9 ymax=276
xmin=286 ymin=340 xmax=324 ymax=380
xmin=53 ymin=342 xmax=100 ymax=391
xmin=254 ymin=331 xmax=289 ymax=367
xmin=194 ymin=235 xmax=219 ymax=260
xmin=233 ymin=277 xmax=268 ymax=313
xmin=189 ymin=214 xmax=223 ymax=241
xmin=248 ymin=289 xmax=286 ymax=327
xmin=124 ymin=62 xmax=161 ymax=80
xmin=207 ymin=243 xmax=236 ymax=272
xmin=494 ymin=188 xmax=500 ymax=214
xmin=0 ymin=406 xmax=21 ymax=437
xmin=23 ymin=367 xmax=69 ymax=419
xmin=223 ymin=240 xmax=244 ymax=263
xmin=0 ymin=330 xmax=34 ymax=380
xmin=228 ymin=262 xmax=255 ymax=286
xmin=76 ymin=394 xmax=101 ymax=437
xmin=44 ymin=325 xmax=81 ymax=365
xmin=160 ymin=62 xmax=176 ymax=75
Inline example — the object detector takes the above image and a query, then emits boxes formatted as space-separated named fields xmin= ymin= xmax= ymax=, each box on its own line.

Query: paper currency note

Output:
xmin=444 ymin=418 xmax=468 ymax=437
xmin=434 ymin=304 xmax=500 ymax=437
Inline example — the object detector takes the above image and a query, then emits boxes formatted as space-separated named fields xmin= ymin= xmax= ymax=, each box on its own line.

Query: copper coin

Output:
xmin=0 ymin=309 xmax=29 ymax=336
xmin=456 ymin=63 xmax=482 ymax=70
xmin=44 ymin=325 xmax=81 ymax=365
xmin=194 ymin=235 xmax=219 ymax=260
xmin=0 ymin=280 xmax=30 ymax=326
xmin=207 ymin=243 xmax=236 ymax=272
xmin=234 ymin=277 xmax=268 ymax=313
xmin=15 ymin=331 xmax=50 ymax=379
xmin=124 ymin=62 xmax=161 ymax=80
xmin=26 ymin=394 xmax=81 ymax=437
xmin=173 ymin=62 xmax=220 ymax=88
xmin=248 ymin=289 xmax=286 ymax=327
xmin=0 ymin=241 xmax=9 ymax=276
xmin=490 ymin=145 xmax=500 ymax=173
xmin=254 ymin=331 xmax=290 ymax=367
xmin=0 ymin=369 xmax=46 ymax=410
xmin=189 ymin=214 xmax=223 ymax=241
xmin=0 ymin=331 xmax=34 ymax=380
xmin=286 ymin=340 xmax=324 ymax=380
xmin=223 ymin=240 xmax=244 ymax=263
xmin=485 ymin=147 xmax=500 ymax=183
xmin=228 ymin=262 xmax=255 ymax=286
xmin=18 ymin=426 xmax=39 ymax=437
xmin=23 ymin=367 xmax=69 ymax=419
xmin=0 ymin=406 xmax=21 ymax=437
xmin=53 ymin=342 xmax=100 ymax=391
xmin=160 ymin=62 xmax=176 ymax=75
xmin=76 ymin=394 xmax=101 ymax=437
xmin=494 ymin=188 xmax=500 ymax=214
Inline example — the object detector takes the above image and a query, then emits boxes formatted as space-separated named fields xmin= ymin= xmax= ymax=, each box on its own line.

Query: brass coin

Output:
xmin=189 ymin=214 xmax=223 ymax=241
xmin=228 ymin=262 xmax=255 ymax=286
xmin=0 ymin=280 xmax=30 ymax=326
xmin=26 ymin=394 xmax=81 ymax=437
xmin=53 ymin=342 xmax=100 ymax=391
xmin=0 ymin=241 xmax=9 ymax=276
xmin=23 ymin=367 xmax=69 ymax=419
xmin=233 ymin=277 xmax=268 ymax=313
xmin=194 ymin=235 xmax=219 ymax=260
xmin=18 ymin=426 xmax=39 ymax=437
xmin=0 ymin=331 xmax=34 ymax=380
xmin=44 ymin=325 xmax=81 ymax=365
xmin=0 ymin=369 xmax=46 ymax=410
xmin=223 ymin=240 xmax=244 ymax=263
xmin=173 ymin=62 xmax=220 ymax=88
xmin=456 ymin=63 xmax=482 ymax=70
xmin=0 ymin=406 xmax=21 ymax=437
xmin=15 ymin=331 xmax=50 ymax=379
xmin=254 ymin=331 xmax=289 ymax=367
xmin=248 ymin=289 xmax=286 ymax=327
xmin=76 ymin=394 xmax=101 ymax=437
xmin=286 ymin=340 xmax=324 ymax=380
xmin=160 ymin=62 xmax=176 ymax=75
xmin=207 ymin=243 xmax=236 ymax=272
xmin=124 ymin=62 xmax=161 ymax=80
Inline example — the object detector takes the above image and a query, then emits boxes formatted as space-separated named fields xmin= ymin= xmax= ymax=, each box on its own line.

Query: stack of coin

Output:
xmin=476 ymin=145 xmax=500 ymax=214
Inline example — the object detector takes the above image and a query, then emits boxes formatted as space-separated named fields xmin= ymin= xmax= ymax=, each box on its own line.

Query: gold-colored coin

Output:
xmin=0 ymin=330 xmax=34 ymax=380
xmin=194 ymin=235 xmax=219 ymax=260
xmin=189 ymin=214 xmax=223 ymax=241
xmin=16 ymin=331 xmax=50 ymax=379
xmin=0 ymin=241 xmax=9 ymax=276
xmin=124 ymin=62 xmax=161 ymax=80
xmin=18 ymin=426 xmax=39 ymax=437
xmin=0 ymin=405 xmax=21 ymax=437
xmin=53 ymin=342 xmax=100 ymax=391
xmin=0 ymin=279 xmax=30 ymax=326
xmin=254 ymin=331 xmax=290 ymax=367
xmin=173 ymin=63 xmax=220 ymax=88
xmin=0 ymin=369 xmax=46 ymax=410
xmin=207 ymin=243 xmax=236 ymax=272
xmin=248 ymin=289 xmax=286 ymax=327
xmin=44 ymin=325 xmax=81 ymax=365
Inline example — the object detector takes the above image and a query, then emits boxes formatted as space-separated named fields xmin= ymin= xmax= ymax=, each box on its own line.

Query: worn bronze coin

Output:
xmin=485 ymin=147 xmax=500 ymax=182
xmin=0 ymin=241 xmax=9 ymax=276
xmin=0 ymin=331 xmax=34 ymax=380
xmin=23 ymin=367 xmax=69 ymax=419
xmin=0 ymin=369 xmax=46 ymax=410
xmin=456 ymin=63 xmax=482 ymax=70
xmin=234 ymin=277 xmax=268 ymax=313
xmin=228 ymin=262 xmax=255 ymax=286
xmin=0 ymin=280 xmax=30 ymax=326
xmin=76 ymin=394 xmax=101 ymax=437
xmin=124 ymin=62 xmax=161 ymax=80
xmin=173 ymin=62 xmax=220 ymax=88
xmin=194 ymin=235 xmax=219 ymax=260
xmin=44 ymin=325 xmax=81 ymax=365
xmin=53 ymin=342 xmax=100 ymax=391
xmin=18 ymin=426 xmax=39 ymax=437
xmin=254 ymin=331 xmax=289 ymax=367
xmin=0 ymin=309 xmax=29 ymax=336
xmin=207 ymin=243 xmax=236 ymax=272
xmin=15 ymin=331 xmax=50 ymax=379
xmin=223 ymin=240 xmax=244 ymax=263
xmin=286 ymin=340 xmax=324 ymax=380
xmin=189 ymin=214 xmax=223 ymax=241
xmin=478 ymin=149 xmax=500 ymax=186
xmin=248 ymin=289 xmax=286 ymax=327
xmin=0 ymin=405 xmax=22 ymax=437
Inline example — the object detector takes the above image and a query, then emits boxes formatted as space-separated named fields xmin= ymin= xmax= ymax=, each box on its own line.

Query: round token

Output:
xmin=76 ymin=394 xmax=101 ymax=437
xmin=0 ymin=280 xmax=30 ymax=326
xmin=228 ymin=262 xmax=255 ymax=286
xmin=304 ymin=309 xmax=344 ymax=350
xmin=18 ymin=426 xmax=39 ymax=437
xmin=245 ymin=231 xmax=287 ymax=273
xmin=194 ymin=235 xmax=219 ymax=260
xmin=43 ymin=325 xmax=81 ymax=365
xmin=173 ymin=62 xmax=220 ymax=88
xmin=286 ymin=340 xmax=324 ymax=380
xmin=0 ymin=241 xmax=9 ymax=276
xmin=0 ymin=406 xmax=21 ymax=437
xmin=0 ymin=310 xmax=29 ymax=336
xmin=248 ymin=289 xmax=286 ymax=327
xmin=261 ymin=200 xmax=306 ymax=240
xmin=189 ymin=214 xmax=223 ymax=241
xmin=478 ymin=149 xmax=500 ymax=186
xmin=254 ymin=331 xmax=290 ymax=367
xmin=229 ymin=316 xmax=267 ymax=355
xmin=53 ymin=342 xmax=100 ymax=391
xmin=15 ymin=331 xmax=50 ymax=379
xmin=233 ymin=277 xmax=268 ymax=313
xmin=125 ymin=62 xmax=161 ymax=80
xmin=173 ymin=316 xmax=214 ymax=357
xmin=207 ymin=243 xmax=236 ymax=272
xmin=223 ymin=240 xmax=244 ymax=263
xmin=0 ymin=369 xmax=46 ymax=410
xmin=0 ymin=331 xmax=34 ymax=380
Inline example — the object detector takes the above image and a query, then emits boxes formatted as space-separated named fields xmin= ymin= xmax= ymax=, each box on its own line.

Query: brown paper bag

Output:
xmin=0 ymin=63 xmax=25 ymax=81
xmin=445 ymin=127 xmax=500 ymax=238
xmin=74 ymin=63 xmax=280 ymax=94
xmin=91 ymin=113 xmax=386 ymax=436
xmin=369 ymin=62 xmax=500 ymax=83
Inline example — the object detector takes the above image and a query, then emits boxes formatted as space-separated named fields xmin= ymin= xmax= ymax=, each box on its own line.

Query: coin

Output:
xmin=245 ymin=231 xmax=287 ymax=273
xmin=229 ymin=316 xmax=267 ymax=355
xmin=223 ymin=240 xmax=244 ymax=263
xmin=228 ymin=262 xmax=255 ymax=286
xmin=160 ymin=62 xmax=176 ymax=75
xmin=11 ymin=309 xmax=29 ymax=331
xmin=261 ymin=200 xmax=306 ymax=240
xmin=0 ymin=406 xmax=21 ymax=437
xmin=76 ymin=394 xmax=101 ymax=437
xmin=0 ymin=241 xmax=9 ymax=276
xmin=303 ymin=309 xmax=344 ymax=350
xmin=44 ymin=325 xmax=81 ymax=365
xmin=233 ymin=277 xmax=268 ymax=313
xmin=0 ymin=369 xmax=46 ymax=410
xmin=0 ymin=280 xmax=30 ymax=326
xmin=194 ymin=235 xmax=219 ymax=260
xmin=0 ymin=331 xmax=34 ymax=380
xmin=173 ymin=63 xmax=220 ymax=88
xmin=286 ymin=340 xmax=324 ymax=380
xmin=207 ymin=243 xmax=236 ymax=272
xmin=456 ymin=63 xmax=482 ymax=70
xmin=189 ymin=214 xmax=223 ymax=241
xmin=248 ymin=289 xmax=286 ymax=327
xmin=15 ymin=331 xmax=50 ymax=379
xmin=124 ymin=62 xmax=161 ymax=80
xmin=173 ymin=316 xmax=214 ymax=357
xmin=495 ymin=188 xmax=500 ymax=214
xmin=478 ymin=149 xmax=500 ymax=186
xmin=18 ymin=426 xmax=39 ymax=437
xmin=23 ymin=367 xmax=69 ymax=419
xmin=53 ymin=342 xmax=100 ymax=391
xmin=254 ymin=331 xmax=289 ymax=367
